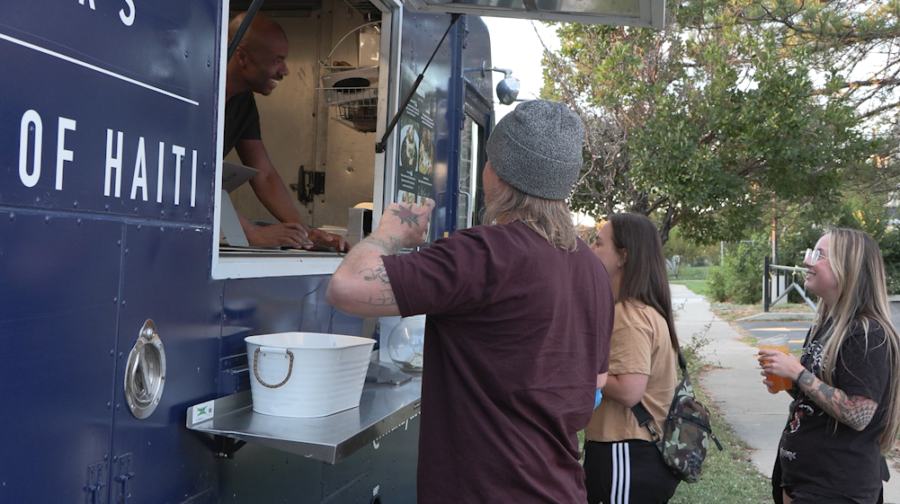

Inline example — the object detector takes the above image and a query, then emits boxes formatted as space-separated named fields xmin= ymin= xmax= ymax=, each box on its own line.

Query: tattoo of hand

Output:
xmin=392 ymin=205 xmax=420 ymax=228
xmin=361 ymin=264 xmax=390 ymax=284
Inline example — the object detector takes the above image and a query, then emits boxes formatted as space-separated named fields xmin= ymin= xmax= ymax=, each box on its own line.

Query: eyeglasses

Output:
xmin=803 ymin=248 xmax=828 ymax=265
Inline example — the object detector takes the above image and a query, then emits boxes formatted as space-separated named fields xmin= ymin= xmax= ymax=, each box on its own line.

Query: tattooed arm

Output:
xmin=326 ymin=235 xmax=403 ymax=317
xmin=795 ymin=369 xmax=879 ymax=431
xmin=759 ymin=349 xmax=878 ymax=431
xmin=326 ymin=200 xmax=434 ymax=317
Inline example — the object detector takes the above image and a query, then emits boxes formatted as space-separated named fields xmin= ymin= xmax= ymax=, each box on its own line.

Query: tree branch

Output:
xmin=646 ymin=195 xmax=671 ymax=215
xmin=812 ymin=77 xmax=900 ymax=95
xmin=859 ymin=99 xmax=900 ymax=119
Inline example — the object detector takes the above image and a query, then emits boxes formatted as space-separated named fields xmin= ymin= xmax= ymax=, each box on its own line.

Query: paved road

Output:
xmin=735 ymin=321 xmax=810 ymax=351
xmin=738 ymin=303 xmax=900 ymax=352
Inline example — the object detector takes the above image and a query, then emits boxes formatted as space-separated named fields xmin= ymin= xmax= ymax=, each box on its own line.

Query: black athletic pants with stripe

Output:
xmin=584 ymin=439 xmax=681 ymax=504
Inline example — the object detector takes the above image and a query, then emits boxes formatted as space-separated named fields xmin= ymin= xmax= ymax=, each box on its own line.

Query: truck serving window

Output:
xmin=212 ymin=1 xmax=394 ymax=279
xmin=211 ymin=3 xmax=502 ymax=279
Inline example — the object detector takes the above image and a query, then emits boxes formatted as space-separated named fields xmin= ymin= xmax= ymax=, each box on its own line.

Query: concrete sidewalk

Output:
xmin=670 ymin=284 xmax=900 ymax=503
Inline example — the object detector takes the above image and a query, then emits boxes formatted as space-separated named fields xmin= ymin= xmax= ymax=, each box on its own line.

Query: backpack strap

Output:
xmin=630 ymin=350 xmax=687 ymax=442
xmin=631 ymin=401 xmax=660 ymax=442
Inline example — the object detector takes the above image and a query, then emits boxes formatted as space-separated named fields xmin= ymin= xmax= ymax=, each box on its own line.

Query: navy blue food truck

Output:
xmin=0 ymin=0 xmax=662 ymax=502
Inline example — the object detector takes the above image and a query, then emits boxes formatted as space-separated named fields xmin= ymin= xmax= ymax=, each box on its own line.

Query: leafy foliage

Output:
xmin=542 ymin=0 xmax=900 ymax=244
xmin=707 ymin=240 xmax=769 ymax=303
xmin=706 ymin=193 xmax=900 ymax=302
xmin=880 ymin=230 xmax=900 ymax=295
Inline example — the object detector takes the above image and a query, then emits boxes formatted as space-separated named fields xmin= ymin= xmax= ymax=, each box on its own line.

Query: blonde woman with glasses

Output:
xmin=759 ymin=228 xmax=900 ymax=504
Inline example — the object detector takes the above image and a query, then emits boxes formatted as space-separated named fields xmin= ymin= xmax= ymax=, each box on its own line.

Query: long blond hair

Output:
xmin=482 ymin=183 xmax=578 ymax=251
xmin=811 ymin=228 xmax=900 ymax=453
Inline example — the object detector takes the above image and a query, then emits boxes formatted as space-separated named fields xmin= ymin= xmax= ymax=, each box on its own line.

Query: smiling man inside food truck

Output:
xmin=327 ymin=99 xmax=614 ymax=503
xmin=225 ymin=12 xmax=347 ymax=251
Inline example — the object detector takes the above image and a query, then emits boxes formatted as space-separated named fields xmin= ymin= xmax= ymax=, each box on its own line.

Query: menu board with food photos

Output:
xmin=394 ymin=70 xmax=436 ymax=211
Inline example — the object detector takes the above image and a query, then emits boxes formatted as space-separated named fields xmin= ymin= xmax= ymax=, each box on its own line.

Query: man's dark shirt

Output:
xmin=223 ymin=91 xmax=262 ymax=156
xmin=383 ymin=222 xmax=615 ymax=504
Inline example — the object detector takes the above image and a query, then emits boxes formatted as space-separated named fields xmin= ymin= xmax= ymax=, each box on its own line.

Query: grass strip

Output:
xmin=667 ymin=327 xmax=775 ymax=503
xmin=671 ymin=279 xmax=710 ymax=297
xmin=669 ymin=378 xmax=774 ymax=503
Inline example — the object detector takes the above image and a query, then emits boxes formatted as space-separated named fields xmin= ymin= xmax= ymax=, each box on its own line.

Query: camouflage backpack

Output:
xmin=631 ymin=352 xmax=723 ymax=483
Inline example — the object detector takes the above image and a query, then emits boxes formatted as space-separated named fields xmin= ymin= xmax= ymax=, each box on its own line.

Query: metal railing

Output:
xmin=763 ymin=256 xmax=817 ymax=312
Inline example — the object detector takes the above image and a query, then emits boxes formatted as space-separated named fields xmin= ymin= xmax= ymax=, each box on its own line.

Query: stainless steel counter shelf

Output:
xmin=186 ymin=376 xmax=421 ymax=464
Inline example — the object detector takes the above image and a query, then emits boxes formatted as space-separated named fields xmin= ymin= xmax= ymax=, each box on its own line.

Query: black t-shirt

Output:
xmin=383 ymin=222 xmax=615 ymax=504
xmin=223 ymin=91 xmax=262 ymax=156
xmin=779 ymin=318 xmax=891 ymax=502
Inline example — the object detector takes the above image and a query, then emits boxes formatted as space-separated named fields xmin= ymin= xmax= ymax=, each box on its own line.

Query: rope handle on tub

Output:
xmin=253 ymin=348 xmax=295 ymax=389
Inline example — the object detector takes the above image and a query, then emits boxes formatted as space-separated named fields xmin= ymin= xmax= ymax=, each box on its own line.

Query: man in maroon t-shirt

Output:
xmin=327 ymin=99 xmax=614 ymax=503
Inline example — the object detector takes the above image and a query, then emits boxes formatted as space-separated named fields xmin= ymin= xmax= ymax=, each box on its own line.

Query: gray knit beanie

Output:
xmin=485 ymin=99 xmax=584 ymax=200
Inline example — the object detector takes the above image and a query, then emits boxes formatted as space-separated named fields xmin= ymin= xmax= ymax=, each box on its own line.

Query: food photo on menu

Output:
xmin=397 ymin=190 xmax=416 ymax=205
xmin=417 ymin=128 xmax=433 ymax=175
xmin=400 ymin=123 xmax=419 ymax=170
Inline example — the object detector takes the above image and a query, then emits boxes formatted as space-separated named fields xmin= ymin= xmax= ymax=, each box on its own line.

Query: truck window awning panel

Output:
xmin=401 ymin=0 xmax=662 ymax=29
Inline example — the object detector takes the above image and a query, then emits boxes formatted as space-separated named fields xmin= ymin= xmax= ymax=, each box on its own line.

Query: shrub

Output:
xmin=705 ymin=241 xmax=768 ymax=304
xmin=879 ymin=228 xmax=900 ymax=295
xmin=706 ymin=265 xmax=730 ymax=302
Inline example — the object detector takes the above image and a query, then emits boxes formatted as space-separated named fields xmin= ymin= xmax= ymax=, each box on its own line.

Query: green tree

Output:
xmin=742 ymin=0 xmax=900 ymax=196
xmin=743 ymin=0 xmax=900 ymax=121
xmin=541 ymin=0 xmax=897 ymax=244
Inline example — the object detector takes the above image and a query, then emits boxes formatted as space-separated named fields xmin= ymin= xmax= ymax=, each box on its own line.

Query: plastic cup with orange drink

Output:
xmin=759 ymin=335 xmax=793 ymax=392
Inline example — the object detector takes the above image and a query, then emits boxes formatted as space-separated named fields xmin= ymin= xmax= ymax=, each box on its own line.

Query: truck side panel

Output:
xmin=0 ymin=1 xmax=497 ymax=502
xmin=0 ymin=211 xmax=122 ymax=502
xmin=0 ymin=0 xmax=219 ymax=222
xmin=111 ymin=223 xmax=222 ymax=503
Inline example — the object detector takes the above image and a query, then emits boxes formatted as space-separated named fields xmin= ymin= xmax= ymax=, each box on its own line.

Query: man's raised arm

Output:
xmin=327 ymin=200 xmax=434 ymax=317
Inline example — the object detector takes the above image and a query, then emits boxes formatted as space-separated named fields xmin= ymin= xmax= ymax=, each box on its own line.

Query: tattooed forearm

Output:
xmin=798 ymin=369 xmax=815 ymax=387
xmin=360 ymin=263 xmax=390 ymax=284
xmin=361 ymin=289 xmax=397 ymax=307
xmin=797 ymin=371 xmax=878 ymax=431
xmin=329 ymin=226 xmax=405 ymax=315
xmin=361 ymin=235 xmax=403 ymax=255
